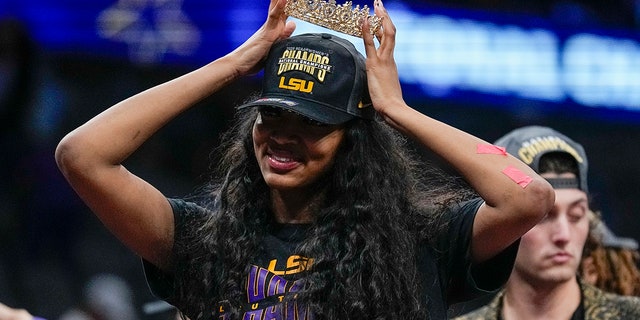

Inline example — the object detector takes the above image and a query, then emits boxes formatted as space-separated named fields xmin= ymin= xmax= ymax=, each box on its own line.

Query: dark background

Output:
xmin=1 ymin=0 xmax=639 ymax=318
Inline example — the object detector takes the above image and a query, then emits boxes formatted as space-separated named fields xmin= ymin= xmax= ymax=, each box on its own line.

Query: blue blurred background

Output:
xmin=1 ymin=0 xmax=639 ymax=318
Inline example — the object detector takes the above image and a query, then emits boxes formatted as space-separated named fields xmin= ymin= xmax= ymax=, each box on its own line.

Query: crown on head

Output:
xmin=285 ymin=0 xmax=383 ymax=38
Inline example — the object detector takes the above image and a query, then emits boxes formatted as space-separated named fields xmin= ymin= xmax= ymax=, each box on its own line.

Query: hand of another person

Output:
xmin=0 ymin=303 xmax=35 ymax=320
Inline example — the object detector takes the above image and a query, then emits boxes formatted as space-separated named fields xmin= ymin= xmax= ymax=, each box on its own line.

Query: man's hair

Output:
xmin=581 ymin=212 xmax=640 ymax=296
xmin=587 ymin=246 xmax=640 ymax=296
xmin=537 ymin=152 xmax=580 ymax=177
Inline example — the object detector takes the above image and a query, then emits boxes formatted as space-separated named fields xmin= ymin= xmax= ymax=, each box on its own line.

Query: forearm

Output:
xmin=54 ymin=0 xmax=296 ymax=268
xmin=57 ymin=56 xmax=240 ymax=167
xmin=53 ymin=58 xmax=239 ymax=267
xmin=363 ymin=1 xmax=551 ymax=213
xmin=385 ymin=104 xmax=547 ymax=203
xmin=386 ymin=104 xmax=554 ymax=261
xmin=364 ymin=0 xmax=554 ymax=264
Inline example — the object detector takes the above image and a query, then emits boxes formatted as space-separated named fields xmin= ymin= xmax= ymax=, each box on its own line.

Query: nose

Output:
xmin=550 ymin=215 xmax=571 ymax=246
xmin=270 ymin=129 xmax=298 ymax=144
xmin=268 ymin=118 xmax=304 ymax=144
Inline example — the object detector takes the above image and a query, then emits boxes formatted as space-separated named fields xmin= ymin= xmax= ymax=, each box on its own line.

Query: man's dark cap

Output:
xmin=495 ymin=125 xmax=588 ymax=192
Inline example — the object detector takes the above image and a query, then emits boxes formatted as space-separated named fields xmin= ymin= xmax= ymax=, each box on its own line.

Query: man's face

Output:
xmin=512 ymin=173 xmax=590 ymax=286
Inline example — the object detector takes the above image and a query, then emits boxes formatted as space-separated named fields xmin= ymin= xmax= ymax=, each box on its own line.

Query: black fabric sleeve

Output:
xmin=142 ymin=198 xmax=208 ymax=301
xmin=439 ymin=197 xmax=481 ymax=302
xmin=468 ymin=239 xmax=519 ymax=292
xmin=142 ymin=258 xmax=174 ymax=300
xmin=441 ymin=197 xmax=519 ymax=303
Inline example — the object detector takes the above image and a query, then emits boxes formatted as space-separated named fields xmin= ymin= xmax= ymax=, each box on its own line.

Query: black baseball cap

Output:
xmin=238 ymin=33 xmax=374 ymax=124
xmin=494 ymin=125 xmax=588 ymax=193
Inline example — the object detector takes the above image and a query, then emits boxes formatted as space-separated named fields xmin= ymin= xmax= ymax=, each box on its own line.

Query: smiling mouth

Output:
xmin=267 ymin=153 xmax=301 ymax=171
xmin=270 ymin=154 xmax=295 ymax=162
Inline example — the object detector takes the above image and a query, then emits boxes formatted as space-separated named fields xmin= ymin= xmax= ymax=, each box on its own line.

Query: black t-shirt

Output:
xmin=143 ymin=197 xmax=518 ymax=319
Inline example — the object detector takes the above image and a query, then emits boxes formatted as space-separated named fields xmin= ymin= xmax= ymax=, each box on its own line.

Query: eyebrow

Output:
xmin=568 ymin=197 xmax=588 ymax=208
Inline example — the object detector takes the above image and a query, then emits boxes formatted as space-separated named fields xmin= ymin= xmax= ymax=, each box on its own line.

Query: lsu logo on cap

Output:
xmin=276 ymin=47 xmax=333 ymax=94
xmin=279 ymin=77 xmax=313 ymax=93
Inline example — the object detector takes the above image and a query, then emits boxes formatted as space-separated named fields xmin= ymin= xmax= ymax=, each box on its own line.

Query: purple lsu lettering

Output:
xmin=279 ymin=77 xmax=314 ymax=93
xmin=247 ymin=266 xmax=289 ymax=304
xmin=217 ymin=256 xmax=315 ymax=320
xmin=218 ymin=302 xmax=311 ymax=320
xmin=240 ymin=301 xmax=311 ymax=320
xmin=229 ymin=264 xmax=311 ymax=320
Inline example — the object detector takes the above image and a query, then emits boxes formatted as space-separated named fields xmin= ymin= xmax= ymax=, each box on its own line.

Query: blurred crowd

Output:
xmin=0 ymin=16 xmax=212 ymax=319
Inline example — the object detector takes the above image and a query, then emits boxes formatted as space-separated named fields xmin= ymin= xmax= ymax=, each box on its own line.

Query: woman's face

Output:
xmin=252 ymin=106 xmax=346 ymax=191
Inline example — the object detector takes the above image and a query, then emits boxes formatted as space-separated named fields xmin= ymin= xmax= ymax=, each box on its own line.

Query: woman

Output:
xmin=55 ymin=0 xmax=554 ymax=319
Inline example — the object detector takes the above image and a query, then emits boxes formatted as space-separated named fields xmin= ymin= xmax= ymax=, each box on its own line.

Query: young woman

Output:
xmin=55 ymin=0 xmax=554 ymax=319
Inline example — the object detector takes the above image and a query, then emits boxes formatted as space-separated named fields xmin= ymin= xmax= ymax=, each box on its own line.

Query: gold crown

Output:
xmin=285 ymin=0 xmax=382 ymax=38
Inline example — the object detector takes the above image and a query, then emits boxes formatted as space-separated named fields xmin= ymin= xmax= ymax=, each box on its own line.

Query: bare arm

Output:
xmin=362 ymin=2 xmax=554 ymax=263
xmin=55 ymin=0 xmax=296 ymax=270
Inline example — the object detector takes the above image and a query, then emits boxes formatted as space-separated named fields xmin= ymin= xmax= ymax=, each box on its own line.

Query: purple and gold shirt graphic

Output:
xmin=218 ymin=255 xmax=315 ymax=320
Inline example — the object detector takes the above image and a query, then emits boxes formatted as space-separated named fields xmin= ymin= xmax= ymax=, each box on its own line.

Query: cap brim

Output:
xmin=237 ymin=96 xmax=354 ymax=125
xmin=605 ymin=238 xmax=640 ymax=250
xmin=598 ymin=223 xmax=640 ymax=250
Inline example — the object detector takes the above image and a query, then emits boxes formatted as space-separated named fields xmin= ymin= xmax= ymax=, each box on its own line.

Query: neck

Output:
xmin=502 ymin=276 xmax=581 ymax=320
xmin=270 ymin=187 xmax=325 ymax=224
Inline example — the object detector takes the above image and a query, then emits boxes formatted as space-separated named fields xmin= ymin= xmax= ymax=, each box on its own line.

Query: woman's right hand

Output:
xmin=226 ymin=0 xmax=296 ymax=77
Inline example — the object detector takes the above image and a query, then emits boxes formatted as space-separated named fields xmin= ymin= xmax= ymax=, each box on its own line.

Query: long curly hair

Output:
xmin=580 ymin=212 xmax=640 ymax=296
xmin=586 ymin=246 xmax=640 ymax=296
xmin=171 ymin=107 xmax=475 ymax=319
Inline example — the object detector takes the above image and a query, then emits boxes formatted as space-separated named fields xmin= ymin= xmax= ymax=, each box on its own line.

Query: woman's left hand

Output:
xmin=362 ymin=0 xmax=405 ymax=119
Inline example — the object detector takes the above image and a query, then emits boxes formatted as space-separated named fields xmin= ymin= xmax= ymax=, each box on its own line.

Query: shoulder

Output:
xmin=168 ymin=197 xmax=210 ymax=214
xmin=452 ymin=290 xmax=503 ymax=320
xmin=451 ymin=197 xmax=484 ymax=215
xmin=442 ymin=197 xmax=484 ymax=237
xmin=596 ymin=291 xmax=640 ymax=315
xmin=582 ymin=282 xmax=640 ymax=318
xmin=167 ymin=197 xmax=216 ymax=246
xmin=168 ymin=198 xmax=215 ymax=221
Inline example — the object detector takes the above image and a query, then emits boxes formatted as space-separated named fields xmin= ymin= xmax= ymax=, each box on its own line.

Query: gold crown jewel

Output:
xmin=285 ymin=0 xmax=383 ymax=38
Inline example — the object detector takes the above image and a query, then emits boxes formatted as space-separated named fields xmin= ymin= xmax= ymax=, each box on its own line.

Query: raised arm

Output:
xmin=362 ymin=1 xmax=554 ymax=263
xmin=55 ymin=0 xmax=296 ymax=270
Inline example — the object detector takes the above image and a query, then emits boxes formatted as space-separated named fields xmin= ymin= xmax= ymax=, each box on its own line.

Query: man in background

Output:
xmin=454 ymin=126 xmax=640 ymax=320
